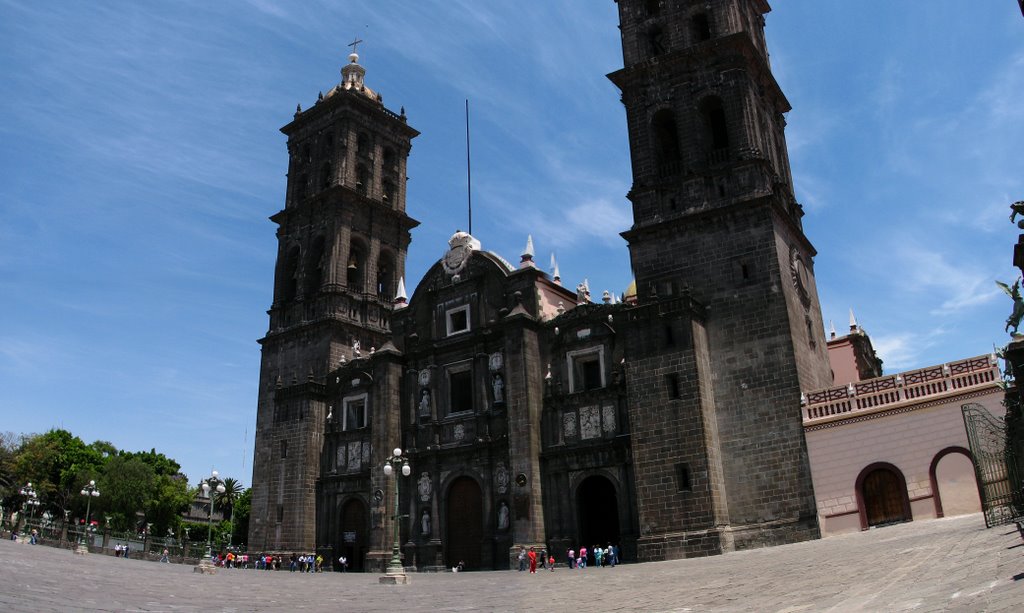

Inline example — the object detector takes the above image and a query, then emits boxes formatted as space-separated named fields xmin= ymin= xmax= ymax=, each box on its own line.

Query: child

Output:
xmin=548 ymin=555 xmax=555 ymax=571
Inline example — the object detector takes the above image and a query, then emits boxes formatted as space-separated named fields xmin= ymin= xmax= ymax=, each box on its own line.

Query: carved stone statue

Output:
xmin=418 ymin=389 xmax=431 ymax=416
xmin=1010 ymin=200 xmax=1024 ymax=228
xmin=997 ymin=279 xmax=1024 ymax=335
xmin=492 ymin=374 xmax=504 ymax=403
xmin=421 ymin=510 xmax=431 ymax=537
xmin=497 ymin=501 xmax=510 ymax=531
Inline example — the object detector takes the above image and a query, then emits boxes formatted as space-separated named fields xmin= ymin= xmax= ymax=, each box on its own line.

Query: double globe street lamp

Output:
xmin=77 ymin=480 xmax=100 ymax=554
xmin=380 ymin=447 xmax=411 ymax=585
xmin=20 ymin=482 xmax=40 ymax=541
xmin=200 ymin=471 xmax=226 ymax=563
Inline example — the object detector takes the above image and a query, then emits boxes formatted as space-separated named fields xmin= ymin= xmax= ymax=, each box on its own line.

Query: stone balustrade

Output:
xmin=802 ymin=354 xmax=1000 ymax=425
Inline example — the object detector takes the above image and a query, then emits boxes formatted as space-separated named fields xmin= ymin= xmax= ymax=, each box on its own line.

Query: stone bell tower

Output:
xmin=249 ymin=47 xmax=419 ymax=553
xmin=609 ymin=0 xmax=832 ymax=557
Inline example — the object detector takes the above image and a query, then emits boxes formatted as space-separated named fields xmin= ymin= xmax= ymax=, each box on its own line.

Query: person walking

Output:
xmin=518 ymin=546 xmax=527 ymax=571
xmin=160 ymin=548 xmax=170 ymax=563
xmin=527 ymin=547 xmax=538 ymax=574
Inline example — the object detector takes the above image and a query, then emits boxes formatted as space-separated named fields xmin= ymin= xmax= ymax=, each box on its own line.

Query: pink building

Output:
xmin=803 ymin=323 xmax=1003 ymax=535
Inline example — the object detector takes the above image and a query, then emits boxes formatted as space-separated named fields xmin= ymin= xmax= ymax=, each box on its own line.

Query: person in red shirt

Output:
xmin=527 ymin=547 xmax=538 ymax=573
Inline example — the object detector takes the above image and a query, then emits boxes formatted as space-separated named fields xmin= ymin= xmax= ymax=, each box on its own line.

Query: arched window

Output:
xmin=281 ymin=245 xmax=301 ymax=302
xmin=648 ymin=25 xmax=666 ymax=56
xmin=320 ymin=162 xmax=332 ymax=189
xmin=322 ymin=132 xmax=333 ymax=156
xmin=382 ymin=179 xmax=395 ymax=204
xmin=700 ymin=97 xmax=730 ymax=163
xmin=356 ymin=132 xmax=369 ymax=156
xmin=356 ymin=164 xmax=369 ymax=196
xmin=346 ymin=242 xmax=365 ymax=290
xmin=382 ymin=147 xmax=396 ymax=170
xmin=651 ymin=109 xmax=681 ymax=172
xmin=377 ymin=252 xmax=395 ymax=299
xmin=692 ymin=13 xmax=711 ymax=42
xmin=306 ymin=236 xmax=326 ymax=294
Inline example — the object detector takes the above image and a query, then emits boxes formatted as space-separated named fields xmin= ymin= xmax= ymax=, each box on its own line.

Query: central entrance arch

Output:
xmin=858 ymin=463 xmax=911 ymax=529
xmin=576 ymin=475 xmax=620 ymax=560
xmin=446 ymin=476 xmax=483 ymax=570
xmin=338 ymin=498 xmax=368 ymax=571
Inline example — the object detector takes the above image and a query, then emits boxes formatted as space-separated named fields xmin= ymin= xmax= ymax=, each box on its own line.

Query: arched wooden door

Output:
xmin=445 ymin=477 xmax=483 ymax=570
xmin=862 ymin=467 xmax=910 ymax=527
xmin=339 ymin=499 xmax=368 ymax=571
xmin=577 ymin=475 xmax=620 ymax=559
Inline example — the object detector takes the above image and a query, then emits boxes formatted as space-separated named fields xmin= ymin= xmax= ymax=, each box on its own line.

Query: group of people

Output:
xmin=565 ymin=544 xmax=619 ymax=569
xmin=113 ymin=543 xmax=130 ymax=558
xmin=517 ymin=547 xmax=554 ymax=573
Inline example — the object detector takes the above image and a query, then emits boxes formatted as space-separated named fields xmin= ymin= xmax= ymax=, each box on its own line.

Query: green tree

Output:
xmin=10 ymin=430 xmax=108 ymax=519
xmin=144 ymin=474 xmax=192 ymax=537
xmin=98 ymin=455 xmax=155 ymax=531
xmin=215 ymin=477 xmax=243 ymax=521
xmin=231 ymin=488 xmax=251 ymax=547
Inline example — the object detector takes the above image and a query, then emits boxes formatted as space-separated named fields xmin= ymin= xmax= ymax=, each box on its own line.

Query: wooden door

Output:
xmin=445 ymin=477 xmax=483 ymax=570
xmin=863 ymin=468 xmax=909 ymax=527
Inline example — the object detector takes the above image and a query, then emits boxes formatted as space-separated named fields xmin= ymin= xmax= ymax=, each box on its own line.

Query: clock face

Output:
xmin=790 ymin=249 xmax=811 ymax=307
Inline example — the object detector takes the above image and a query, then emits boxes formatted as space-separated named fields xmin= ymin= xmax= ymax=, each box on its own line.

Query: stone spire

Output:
xmin=550 ymin=254 xmax=561 ymax=285
xmin=849 ymin=308 xmax=859 ymax=332
xmin=829 ymin=320 xmax=836 ymax=339
xmin=520 ymin=235 xmax=536 ymax=269
xmin=395 ymin=277 xmax=407 ymax=309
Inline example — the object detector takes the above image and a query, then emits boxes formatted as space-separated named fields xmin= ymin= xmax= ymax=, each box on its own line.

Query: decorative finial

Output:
xmin=602 ymin=290 xmax=611 ymax=304
xmin=295 ymin=103 xmax=302 ymax=116
xmin=317 ymin=91 xmax=324 ymax=102
xmin=829 ymin=320 xmax=836 ymax=339
xmin=849 ymin=308 xmax=858 ymax=332
xmin=551 ymin=254 xmax=561 ymax=286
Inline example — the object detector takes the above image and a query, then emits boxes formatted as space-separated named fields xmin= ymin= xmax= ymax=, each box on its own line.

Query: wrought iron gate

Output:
xmin=961 ymin=403 xmax=1020 ymax=527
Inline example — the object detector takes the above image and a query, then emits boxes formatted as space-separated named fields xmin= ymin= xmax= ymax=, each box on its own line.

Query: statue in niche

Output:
xmin=497 ymin=501 xmax=510 ymax=531
xmin=421 ymin=509 xmax=431 ymax=537
xmin=418 ymin=388 xmax=431 ymax=416
xmin=492 ymin=374 xmax=504 ymax=403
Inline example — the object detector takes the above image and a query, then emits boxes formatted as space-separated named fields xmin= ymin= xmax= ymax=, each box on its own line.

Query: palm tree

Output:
xmin=215 ymin=478 xmax=242 ymax=521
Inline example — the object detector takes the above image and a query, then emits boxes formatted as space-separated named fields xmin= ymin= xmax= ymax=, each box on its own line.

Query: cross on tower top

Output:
xmin=348 ymin=37 xmax=363 ymax=54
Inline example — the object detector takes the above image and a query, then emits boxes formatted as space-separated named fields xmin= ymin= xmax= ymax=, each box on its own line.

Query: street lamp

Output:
xmin=76 ymin=480 xmax=100 ymax=554
xmin=380 ymin=447 xmax=411 ymax=585
xmin=19 ymin=482 xmax=40 ymax=542
xmin=194 ymin=470 xmax=225 ymax=574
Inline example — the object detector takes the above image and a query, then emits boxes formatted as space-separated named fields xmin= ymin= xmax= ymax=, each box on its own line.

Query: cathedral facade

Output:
xmin=249 ymin=0 xmax=832 ymax=570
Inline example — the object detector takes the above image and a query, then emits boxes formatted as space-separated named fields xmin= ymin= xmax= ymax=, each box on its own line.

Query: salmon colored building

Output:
xmin=803 ymin=317 xmax=1004 ymax=535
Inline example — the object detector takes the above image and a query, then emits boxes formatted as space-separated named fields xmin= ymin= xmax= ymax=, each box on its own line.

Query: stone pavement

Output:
xmin=1 ymin=514 xmax=1022 ymax=612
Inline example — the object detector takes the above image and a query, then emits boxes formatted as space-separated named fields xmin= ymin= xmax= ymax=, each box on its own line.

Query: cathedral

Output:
xmin=249 ymin=0 xmax=833 ymax=571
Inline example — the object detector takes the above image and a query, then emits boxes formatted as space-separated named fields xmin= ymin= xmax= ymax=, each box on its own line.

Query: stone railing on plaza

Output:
xmin=802 ymin=354 xmax=1001 ymax=426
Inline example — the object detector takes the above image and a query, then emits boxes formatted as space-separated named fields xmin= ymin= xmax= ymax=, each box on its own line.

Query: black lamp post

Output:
xmin=379 ymin=447 xmax=410 ymax=585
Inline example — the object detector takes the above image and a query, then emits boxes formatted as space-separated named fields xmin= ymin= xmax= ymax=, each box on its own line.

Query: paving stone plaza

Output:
xmin=1 ymin=514 xmax=1022 ymax=612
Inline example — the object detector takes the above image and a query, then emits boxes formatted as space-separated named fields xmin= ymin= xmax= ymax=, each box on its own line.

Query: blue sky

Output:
xmin=1 ymin=1 xmax=1021 ymax=487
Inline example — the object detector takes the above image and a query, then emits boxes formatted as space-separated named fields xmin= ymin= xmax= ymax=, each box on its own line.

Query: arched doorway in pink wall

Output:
xmin=929 ymin=446 xmax=981 ymax=518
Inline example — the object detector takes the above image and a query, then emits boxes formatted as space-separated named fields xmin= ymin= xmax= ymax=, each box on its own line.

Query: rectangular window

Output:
xmin=276 ymin=504 xmax=284 ymax=523
xmin=343 ymin=394 xmax=368 ymax=431
xmin=446 ymin=305 xmax=471 ymax=336
xmin=667 ymin=374 xmax=680 ymax=399
xmin=676 ymin=463 xmax=692 ymax=492
xmin=280 ymin=440 xmax=288 ymax=459
xmin=448 ymin=367 xmax=473 ymax=414
xmin=567 ymin=348 xmax=605 ymax=393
